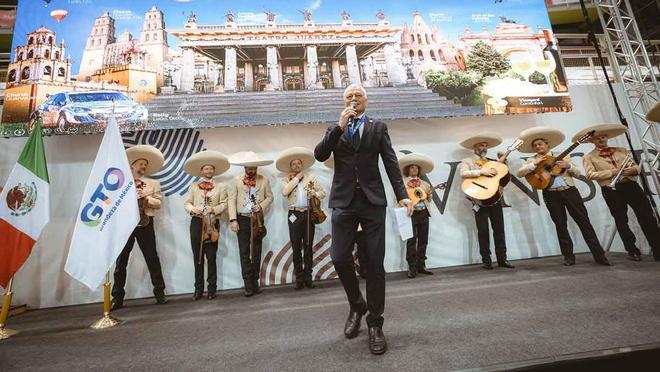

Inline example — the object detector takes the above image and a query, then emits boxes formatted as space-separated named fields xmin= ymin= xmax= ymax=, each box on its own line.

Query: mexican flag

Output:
xmin=0 ymin=119 xmax=50 ymax=287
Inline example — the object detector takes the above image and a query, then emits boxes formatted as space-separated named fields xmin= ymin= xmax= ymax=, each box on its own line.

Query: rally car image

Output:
xmin=31 ymin=90 xmax=148 ymax=130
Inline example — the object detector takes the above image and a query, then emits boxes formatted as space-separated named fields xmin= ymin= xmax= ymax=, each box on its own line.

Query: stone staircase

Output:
xmin=146 ymin=86 xmax=482 ymax=130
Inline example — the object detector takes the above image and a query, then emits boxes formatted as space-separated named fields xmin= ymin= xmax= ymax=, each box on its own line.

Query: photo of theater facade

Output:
xmin=170 ymin=10 xmax=547 ymax=94
xmin=168 ymin=10 xmax=428 ymax=93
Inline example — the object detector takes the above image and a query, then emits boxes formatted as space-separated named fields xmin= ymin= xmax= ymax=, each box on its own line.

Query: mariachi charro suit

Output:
xmin=281 ymin=173 xmax=326 ymax=285
xmin=112 ymin=178 xmax=166 ymax=302
xmin=228 ymin=174 xmax=273 ymax=292
xmin=184 ymin=180 xmax=228 ymax=295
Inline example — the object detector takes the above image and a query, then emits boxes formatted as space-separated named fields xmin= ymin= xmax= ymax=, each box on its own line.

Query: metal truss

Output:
xmin=595 ymin=0 xmax=660 ymax=210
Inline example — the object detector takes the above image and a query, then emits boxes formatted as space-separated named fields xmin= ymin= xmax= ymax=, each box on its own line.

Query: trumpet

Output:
xmin=608 ymin=154 xmax=634 ymax=190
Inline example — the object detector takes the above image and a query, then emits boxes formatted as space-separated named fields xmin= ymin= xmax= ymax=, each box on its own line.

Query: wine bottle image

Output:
xmin=542 ymin=29 xmax=568 ymax=93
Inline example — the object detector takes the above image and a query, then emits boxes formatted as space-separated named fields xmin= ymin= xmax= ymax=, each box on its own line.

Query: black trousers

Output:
xmin=190 ymin=217 xmax=219 ymax=293
xmin=112 ymin=217 xmax=166 ymax=300
xmin=288 ymin=210 xmax=315 ymax=283
xmin=406 ymin=209 xmax=430 ymax=270
xmin=542 ymin=187 xmax=605 ymax=259
xmin=354 ymin=230 xmax=368 ymax=277
xmin=236 ymin=215 xmax=263 ymax=289
xmin=473 ymin=201 xmax=507 ymax=263
xmin=331 ymin=187 xmax=386 ymax=327
xmin=602 ymin=182 xmax=660 ymax=258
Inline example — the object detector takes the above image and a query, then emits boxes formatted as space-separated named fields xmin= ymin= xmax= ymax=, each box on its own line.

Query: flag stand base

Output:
xmin=90 ymin=313 xmax=122 ymax=330
xmin=0 ymin=277 xmax=18 ymax=340
xmin=90 ymin=272 xmax=121 ymax=330
xmin=0 ymin=327 xmax=19 ymax=340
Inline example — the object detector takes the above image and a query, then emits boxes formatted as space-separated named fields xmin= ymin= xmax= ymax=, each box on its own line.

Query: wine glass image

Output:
xmin=508 ymin=51 xmax=534 ymax=82
xmin=535 ymin=54 xmax=557 ymax=93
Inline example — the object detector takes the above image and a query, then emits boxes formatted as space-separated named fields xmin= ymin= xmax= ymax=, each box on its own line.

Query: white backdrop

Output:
xmin=0 ymin=84 xmax=655 ymax=309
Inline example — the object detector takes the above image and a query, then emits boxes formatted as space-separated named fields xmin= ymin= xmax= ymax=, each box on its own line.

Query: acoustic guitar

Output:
xmin=524 ymin=130 xmax=595 ymax=190
xmin=461 ymin=138 xmax=524 ymax=206
xmin=407 ymin=182 xmax=447 ymax=206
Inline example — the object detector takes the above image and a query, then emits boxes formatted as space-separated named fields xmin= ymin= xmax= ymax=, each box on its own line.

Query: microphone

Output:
xmin=347 ymin=100 xmax=358 ymax=129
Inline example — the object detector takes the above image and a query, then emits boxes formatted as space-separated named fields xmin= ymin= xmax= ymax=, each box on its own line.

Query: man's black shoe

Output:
xmin=368 ymin=326 xmax=388 ymax=355
xmin=344 ymin=306 xmax=367 ymax=339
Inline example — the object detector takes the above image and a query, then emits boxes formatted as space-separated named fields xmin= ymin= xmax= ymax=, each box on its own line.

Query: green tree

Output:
xmin=425 ymin=70 xmax=481 ymax=104
xmin=465 ymin=41 xmax=511 ymax=77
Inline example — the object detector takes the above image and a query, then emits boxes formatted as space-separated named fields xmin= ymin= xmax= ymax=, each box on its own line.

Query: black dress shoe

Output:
xmin=244 ymin=288 xmax=254 ymax=297
xmin=368 ymin=326 xmax=388 ymax=355
xmin=155 ymin=296 xmax=168 ymax=305
xmin=595 ymin=256 xmax=612 ymax=266
xmin=564 ymin=257 xmax=575 ymax=266
xmin=482 ymin=262 xmax=493 ymax=270
xmin=207 ymin=291 xmax=216 ymax=300
xmin=344 ymin=307 xmax=366 ymax=339
xmin=191 ymin=292 xmax=203 ymax=301
xmin=630 ymin=254 xmax=642 ymax=262
xmin=304 ymin=278 xmax=315 ymax=289
xmin=418 ymin=267 xmax=434 ymax=275
xmin=407 ymin=270 xmax=417 ymax=278
xmin=294 ymin=281 xmax=304 ymax=290
xmin=110 ymin=299 xmax=123 ymax=311
xmin=498 ymin=261 xmax=515 ymax=269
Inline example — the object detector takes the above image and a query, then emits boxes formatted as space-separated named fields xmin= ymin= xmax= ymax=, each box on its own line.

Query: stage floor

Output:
xmin=1 ymin=253 xmax=659 ymax=371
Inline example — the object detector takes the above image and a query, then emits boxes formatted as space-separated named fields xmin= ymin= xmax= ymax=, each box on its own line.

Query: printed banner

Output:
xmin=1 ymin=0 xmax=570 ymax=137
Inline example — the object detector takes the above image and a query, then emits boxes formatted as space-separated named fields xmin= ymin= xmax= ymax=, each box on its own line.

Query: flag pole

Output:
xmin=0 ymin=277 xmax=18 ymax=340
xmin=90 ymin=271 xmax=121 ymax=329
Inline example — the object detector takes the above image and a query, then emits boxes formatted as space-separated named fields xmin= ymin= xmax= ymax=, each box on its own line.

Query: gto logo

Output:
xmin=80 ymin=168 xmax=125 ymax=227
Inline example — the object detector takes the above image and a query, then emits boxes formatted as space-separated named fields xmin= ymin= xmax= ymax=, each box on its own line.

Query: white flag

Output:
xmin=65 ymin=115 xmax=139 ymax=289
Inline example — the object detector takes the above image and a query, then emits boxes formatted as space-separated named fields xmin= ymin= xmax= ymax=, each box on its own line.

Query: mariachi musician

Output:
xmin=183 ymin=150 xmax=230 ymax=300
xmin=577 ymin=124 xmax=660 ymax=261
xmin=228 ymin=151 xmax=274 ymax=297
xmin=111 ymin=145 xmax=167 ymax=310
xmin=398 ymin=153 xmax=436 ymax=278
xmin=459 ymin=133 xmax=514 ymax=269
xmin=515 ymin=127 xmax=610 ymax=266
xmin=276 ymin=147 xmax=326 ymax=290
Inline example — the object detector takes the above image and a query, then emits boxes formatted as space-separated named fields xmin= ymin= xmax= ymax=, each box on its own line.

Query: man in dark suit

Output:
xmin=315 ymin=84 xmax=412 ymax=355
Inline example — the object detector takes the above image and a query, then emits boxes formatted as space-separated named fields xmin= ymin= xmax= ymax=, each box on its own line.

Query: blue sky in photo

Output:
xmin=14 ymin=0 xmax=552 ymax=72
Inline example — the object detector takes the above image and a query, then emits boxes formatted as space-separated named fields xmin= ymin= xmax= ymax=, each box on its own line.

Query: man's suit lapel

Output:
xmin=340 ymin=124 xmax=354 ymax=150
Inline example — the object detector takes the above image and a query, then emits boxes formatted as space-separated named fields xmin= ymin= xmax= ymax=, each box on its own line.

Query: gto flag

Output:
xmin=65 ymin=115 xmax=139 ymax=289
xmin=0 ymin=119 xmax=50 ymax=287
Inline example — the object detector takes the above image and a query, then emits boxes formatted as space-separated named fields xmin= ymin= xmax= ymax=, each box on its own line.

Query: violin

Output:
xmin=249 ymin=194 xmax=267 ymax=259
xmin=135 ymin=179 xmax=152 ymax=227
xmin=201 ymin=210 xmax=219 ymax=243
xmin=199 ymin=182 xmax=219 ymax=244
xmin=196 ymin=183 xmax=219 ymax=264
xmin=304 ymin=180 xmax=326 ymax=224
xmin=249 ymin=194 xmax=267 ymax=240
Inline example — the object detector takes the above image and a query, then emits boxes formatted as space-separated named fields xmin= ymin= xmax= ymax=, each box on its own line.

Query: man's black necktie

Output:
xmin=352 ymin=124 xmax=361 ymax=147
